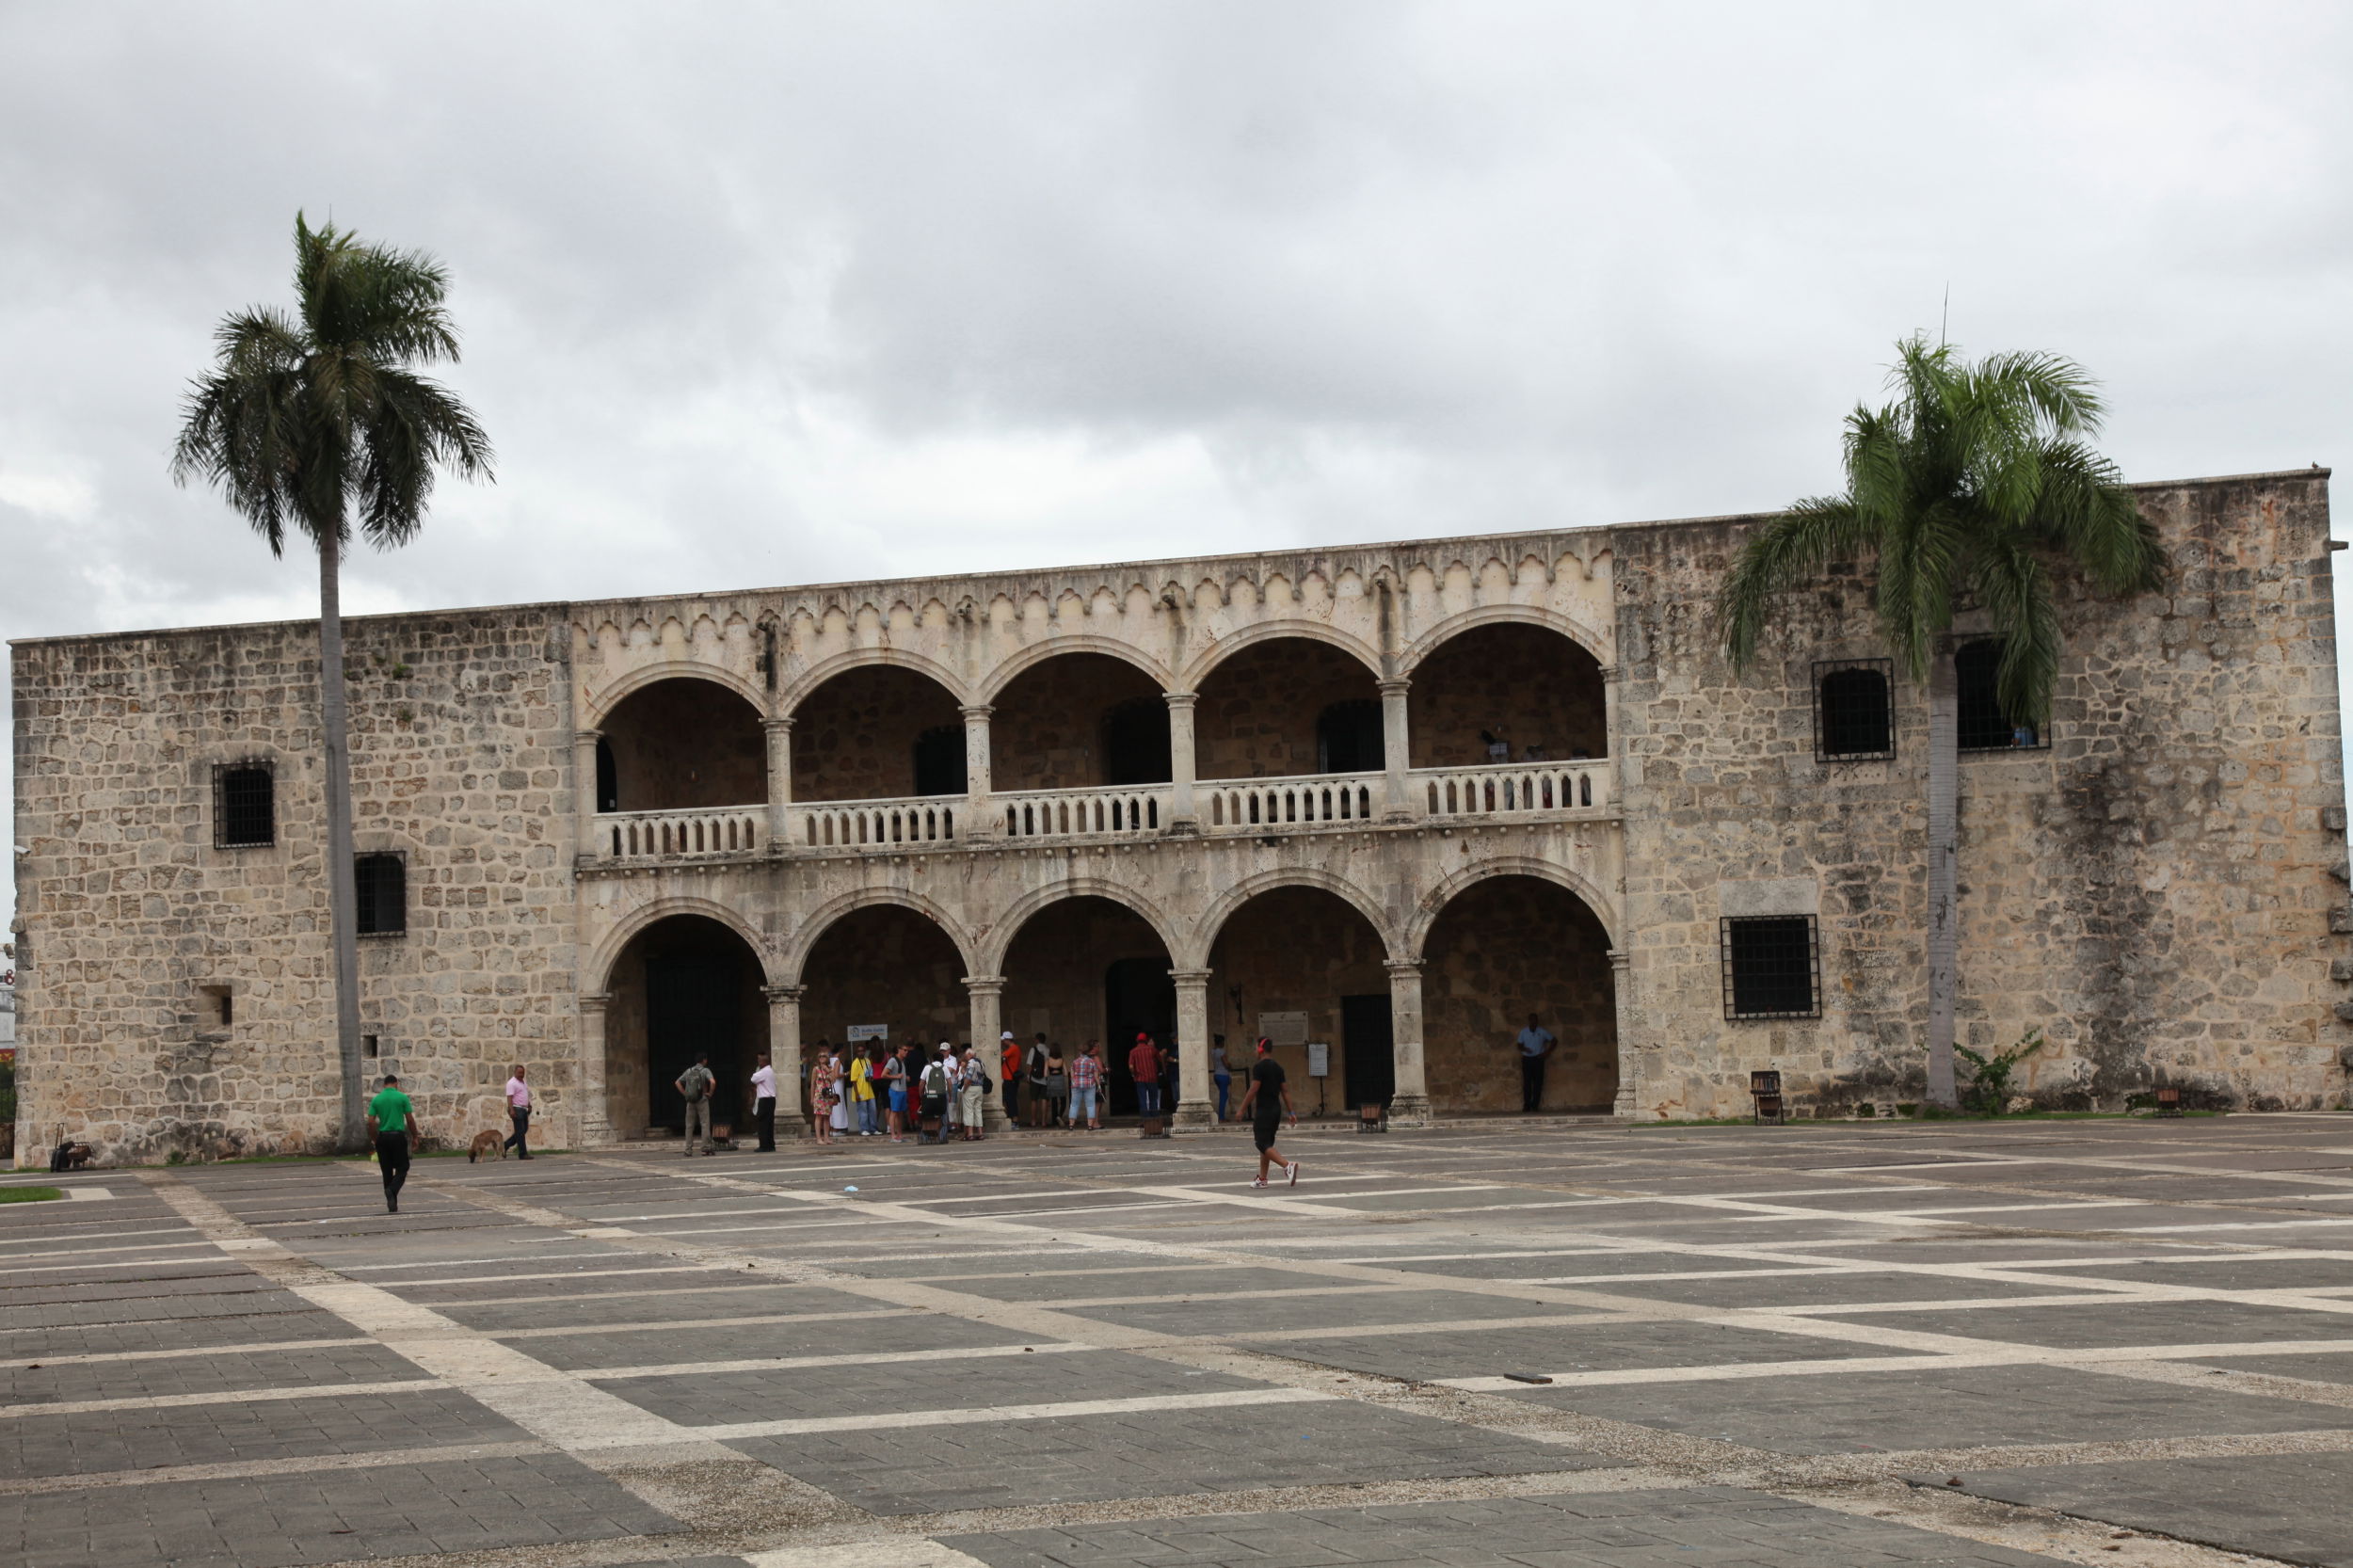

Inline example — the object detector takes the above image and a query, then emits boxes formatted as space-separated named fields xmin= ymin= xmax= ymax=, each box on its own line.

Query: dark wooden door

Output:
xmin=648 ymin=955 xmax=740 ymax=1130
xmin=1103 ymin=958 xmax=1177 ymax=1114
xmin=1340 ymin=993 xmax=1394 ymax=1110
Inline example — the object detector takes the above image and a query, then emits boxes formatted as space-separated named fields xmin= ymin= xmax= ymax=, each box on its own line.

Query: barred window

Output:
xmin=215 ymin=765 xmax=275 ymax=847
xmin=1815 ymin=661 xmax=1894 ymax=760
xmin=1956 ymin=639 xmax=2045 ymax=750
xmin=1721 ymin=915 xmax=1819 ymax=1020
xmin=355 ymin=854 xmax=407 ymax=936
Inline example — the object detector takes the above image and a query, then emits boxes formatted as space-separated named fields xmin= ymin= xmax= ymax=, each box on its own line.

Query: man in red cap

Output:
xmin=1128 ymin=1032 xmax=1162 ymax=1124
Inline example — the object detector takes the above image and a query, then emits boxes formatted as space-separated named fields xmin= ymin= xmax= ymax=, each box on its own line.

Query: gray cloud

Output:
xmin=6 ymin=1 xmax=2351 ymax=916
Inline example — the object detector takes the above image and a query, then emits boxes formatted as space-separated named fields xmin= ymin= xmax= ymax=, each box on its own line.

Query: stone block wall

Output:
xmin=990 ymin=654 xmax=1168 ymax=791
xmin=600 ymin=679 xmax=765 ymax=810
xmin=1193 ymin=638 xmax=1383 ymax=780
xmin=1408 ymin=623 xmax=1608 ymax=767
xmin=789 ymin=665 xmax=962 ymax=802
xmin=10 ymin=607 xmax=581 ymax=1162
xmin=1611 ymin=470 xmax=2349 ymax=1118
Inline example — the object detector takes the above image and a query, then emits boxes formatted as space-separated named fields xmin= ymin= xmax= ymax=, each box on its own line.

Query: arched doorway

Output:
xmin=989 ymin=654 xmax=1170 ymax=791
xmin=1206 ymin=886 xmax=1391 ymax=1119
xmin=1420 ymin=875 xmax=1616 ymax=1113
xmin=999 ymin=896 xmax=1178 ymax=1117
xmin=599 ymin=678 xmax=767 ymax=810
xmin=604 ymin=915 xmax=769 ymax=1138
xmin=791 ymin=665 xmax=965 ymax=802
xmin=796 ymin=904 xmax=969 ymax=1121
xmin=1409 ymin=624 xmax=1606 ymax=765
xmin=1194 ymin=637 xmax=1382 ymax=781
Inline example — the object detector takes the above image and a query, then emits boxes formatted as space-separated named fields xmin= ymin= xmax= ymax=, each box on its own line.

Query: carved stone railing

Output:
xmin=788 ymin=796 xmax=959 ymax=850
xmin=1000 ymin=785 xmax=1170 ymax=840
xmin=1202 ymin=772 xmax=1381 ymax=831
xmin=1417 ymin=760 xmax=1611 ymax=818
xmin=595 ymin=807 xmax=764 ymax=860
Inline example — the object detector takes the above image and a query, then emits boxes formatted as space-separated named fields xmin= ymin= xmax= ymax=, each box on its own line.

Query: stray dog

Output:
xmin=468 ymin=1129 xmax=506 ymax=1163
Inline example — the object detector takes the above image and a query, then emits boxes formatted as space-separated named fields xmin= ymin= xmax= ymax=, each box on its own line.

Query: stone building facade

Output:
xmin=9 ymin=469 xmax=2346 ymax=1162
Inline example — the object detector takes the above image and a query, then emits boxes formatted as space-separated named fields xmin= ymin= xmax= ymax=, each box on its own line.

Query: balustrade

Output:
xmin=596 ymin=807 xmax=764 ymax=859
xmin=1000 ymin=785 xmax=1168 ymax=840
xmin=1418 ymin=760 xmax=1610 ymax=818
xmin=789 ymin=796 xmax=958 ymax=849
xmin=1203 ymin=772 xmax=1379 ymax=831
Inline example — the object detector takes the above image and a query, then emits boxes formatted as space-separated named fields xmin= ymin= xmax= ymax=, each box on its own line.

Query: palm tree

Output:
xmin=172 ymin=216 xmax=493 ymax=1151
xmin=1717 ymin=335 xmax=2163 ymax=1109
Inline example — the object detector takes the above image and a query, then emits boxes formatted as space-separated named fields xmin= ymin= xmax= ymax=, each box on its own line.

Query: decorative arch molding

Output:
xmin=1398 ymin=604 xmax=1611 ymax=675
xmin=975 ymin=636 xmax=1174 ymax=703
xmin=777 ymin=647 xmax=972 ymax=716
xmin=780 ymin=886 xmax=978 ymax=985
xmin=1176 ymin=620 xmax=1385 ymax=694
xmin=1189 ymin=867 xmax=1402 ymax=971
xmin=1404 ymin=856 xmax=1622 ymax=957
xmin=584 ymin=662 xmax=769 ymax=727
xmin=589 ymin=896 xmax=780 ymax=994
xmin=975 ymin=877 xmax=1186 ymax=975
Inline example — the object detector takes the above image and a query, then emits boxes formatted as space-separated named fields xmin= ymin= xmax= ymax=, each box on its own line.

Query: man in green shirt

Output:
xmin=365 ymin=1075 xmax=420 ymax=1213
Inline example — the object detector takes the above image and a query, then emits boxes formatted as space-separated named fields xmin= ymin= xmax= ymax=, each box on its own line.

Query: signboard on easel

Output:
xmin=1305 ymin=1041 xmax=1330 ymax=1079
xmin=846 ymin=1024 xmax=888 ymax=1043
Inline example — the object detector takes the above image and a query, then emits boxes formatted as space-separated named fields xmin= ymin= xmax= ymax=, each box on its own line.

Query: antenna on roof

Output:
xmin=1940 ymin=284 xmax=1949 ymax=348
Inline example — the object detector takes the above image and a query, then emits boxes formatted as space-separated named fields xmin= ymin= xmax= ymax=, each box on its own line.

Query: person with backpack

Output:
xmin=878 ymin=1042 xmax=909 ymax=1144
xmin=674 ymin=1053 xmax=716 ymax=1156
xmin=1025 ymin=1033 xmax=1053 ymax=1128
xmin=958 ymin=1046 xmax=990 ymax=1140
xmin=919 ymin=1044 xmax=958 ymax=1144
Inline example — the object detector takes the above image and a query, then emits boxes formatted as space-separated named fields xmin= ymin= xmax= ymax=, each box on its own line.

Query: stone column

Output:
xmin=963 ymin=973 xmax=1012 ymax=1132
xmin=1609 ymin=949 xmax=1641 ymax=1118
xmin=1385 ymin=960 xmax=1431 ymax=1126
xmin=1170 ymin=968 xmax=1215 ymax=1128
xmin=763 ymin=717 xmax=794 ymax=850
xmin=961 ymin=705 xmax=996 ymax=840
xmin=573 ymin=729 xmax=603 ymax=857
xmin=1164 ymin=692 xmax=1199 ymax=833
xmin=764 ymin=984 xmax=808 ymax=1139
xmin=576 ymin=992 xmax=613 ymax=1146
xmin=1377 ymin=679 xmax=1416 ymax=822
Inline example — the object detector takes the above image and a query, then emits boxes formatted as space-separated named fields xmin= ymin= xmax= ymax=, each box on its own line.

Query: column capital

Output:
xmin=762 ymin=984 xmax=805 ymax=1003
xmin=1384 ymin=959 xmax=1423 ymax=979
xmin=959 ymin=704 xmax=995 ymax=723
xmin=1162 ymin=690 xmax=1199 ymax=710
xmin=578 ymin=991 xmax=614 ymax=1014
xmin=1376 ymin=678 xmax=1412 ymax=698
xmin=763 ymin=715 xmax=795 ymax=733
xmin=574 ymin=728 xmax=603 ymax=744
xmin=1167 ymin=968 xmax=1215 ymax=984
xmin=961 ymin=973 xmax=1007 ymax=995
xmin=1601 ymin=664 xmax=1623 ymax=682
xmin=1606 ymin=948 xmax=1632 ymax=972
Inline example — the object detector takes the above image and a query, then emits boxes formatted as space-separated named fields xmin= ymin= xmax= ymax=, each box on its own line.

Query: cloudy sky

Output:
xmin=4 ymin=2 xmax=2349 ymax=915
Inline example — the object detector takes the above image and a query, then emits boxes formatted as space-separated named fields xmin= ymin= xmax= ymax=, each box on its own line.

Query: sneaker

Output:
xmin=1288 ymin=1160 xmax=1301 ymax=1187
xmin=1251 ymin=1177 xmax=1269 ymax=1188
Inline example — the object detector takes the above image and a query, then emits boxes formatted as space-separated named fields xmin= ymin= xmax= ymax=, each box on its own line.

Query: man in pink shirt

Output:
xmin=503 ymin=1064 xmax=534 ymax=1160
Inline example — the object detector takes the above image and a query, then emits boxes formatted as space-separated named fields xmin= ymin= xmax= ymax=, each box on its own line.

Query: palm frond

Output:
xmin=1963 ymin=537 xmax=2062 ymax=728
xmin=2030 ymin=439 xmax=2167 ymax=596
xmin=1714 ymin=497 xmax=1872 ymax=670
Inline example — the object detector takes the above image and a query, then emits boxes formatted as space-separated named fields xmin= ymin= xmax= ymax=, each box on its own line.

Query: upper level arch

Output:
xmin=976 ymin=635 xmax=1171 ymax=704
xmin=1175 ymin=619 xmax=1384 ymax=694
xmin=597 ymin=677 xmax=767 ymax=810
xmin=585 ymin=661 xmax=769 ymax=728
xmin=1398 ymin=603 xmax=1610 ymax=675
xmin=778 ymin=647 xmax=973 ymax=717
xmin=1404 ymin=618 xmax=1609 ymax=768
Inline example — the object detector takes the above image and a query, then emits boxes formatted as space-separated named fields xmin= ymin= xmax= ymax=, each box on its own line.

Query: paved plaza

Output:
xmin=10 ymin=1119 xmax=2353 ymax=1568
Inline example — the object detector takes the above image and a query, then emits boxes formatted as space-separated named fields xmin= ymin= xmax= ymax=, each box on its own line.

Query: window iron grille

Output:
xmin=1721 ymin=915 xmax=1820 ymax=1020
xmin=355 ymin=854 xmax=408 ymax=936
xmin=1955 ymin=639 xmax=2051 ymax=751
xmin=1814 ymin=660 xmax=1895 ymax=760
xmin=215 ymin=764 xmax=275 ymax=847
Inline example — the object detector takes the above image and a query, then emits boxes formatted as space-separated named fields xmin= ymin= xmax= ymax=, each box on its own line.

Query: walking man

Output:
xmin=1237 ymin=1038 xmax=1300 ymax=1188
xmin=750 ymin=1052 xmax=777 ymax=1151
xmin=1515 ymin=1013 xmax=1556 ymax=1113
xmin=503 ymin=1064 xmax=533 ymax=1159
xmin=366 ymin=1073 xmax=419 ymax=1213
xmin=675 ymin=1052 xmax=716 ymax=1156
xmin=1128 ymin=1032 xmax=1161 ymax=1122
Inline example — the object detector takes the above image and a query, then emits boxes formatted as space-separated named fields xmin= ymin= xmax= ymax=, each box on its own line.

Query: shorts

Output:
xmin=1253 ymin=1114 xmax=1282 ymax=1152
xmin=888 ymin=1086 xmax=907 ymax=1113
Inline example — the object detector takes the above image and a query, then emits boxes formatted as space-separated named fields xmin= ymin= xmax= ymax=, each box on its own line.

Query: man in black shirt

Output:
xmin=1235 ymin=1036 xmax=1300 ymax=1188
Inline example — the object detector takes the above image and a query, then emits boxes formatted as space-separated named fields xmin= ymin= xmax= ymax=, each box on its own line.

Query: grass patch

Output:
xmin=0 ymin=1186 xmax=64 ymax=1203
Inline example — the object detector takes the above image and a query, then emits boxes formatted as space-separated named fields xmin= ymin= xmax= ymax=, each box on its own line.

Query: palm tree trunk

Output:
xmin=1924 ymin=638 xmax=1961 ymax=1110
xmin=316 ymin=530 xmax=366 ymax=1151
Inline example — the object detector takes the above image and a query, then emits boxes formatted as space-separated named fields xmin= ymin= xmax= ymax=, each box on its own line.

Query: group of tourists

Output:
xmin=802 ymin=1039 xmax=996 ymax=1145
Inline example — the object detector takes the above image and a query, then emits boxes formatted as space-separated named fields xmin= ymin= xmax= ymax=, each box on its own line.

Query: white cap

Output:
xmin=1000 ymin=1030 xmax=1015 ymax=1040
